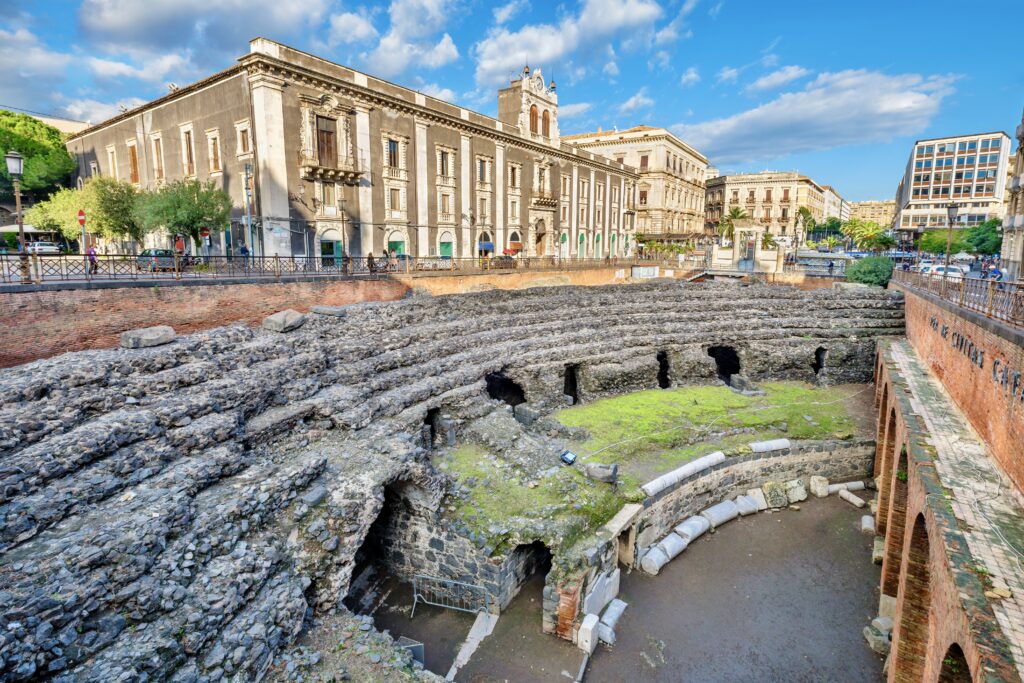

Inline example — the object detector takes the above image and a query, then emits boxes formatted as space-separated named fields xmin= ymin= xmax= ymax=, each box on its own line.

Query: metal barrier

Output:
xmin=411 ymin=574 xmax=494 ymax=618
xmin=0 ymin=253 xmax=675 ymax=285
xmin=892 ymin=270 xmax=1024 ymax=329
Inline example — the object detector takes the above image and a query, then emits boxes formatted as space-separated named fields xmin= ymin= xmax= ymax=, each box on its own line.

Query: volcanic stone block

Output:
xmin=262 ymin=309 xmax=306 ymax=333
xmin=784 ymin=479 xmax=807 ymax=504
xmin=120 ymin=325 xmax=176 ymax=349
xmin=583 ymin=463 xmax=618 ymax=484
xmin=761 ymin=481 xmax=789 ymax=508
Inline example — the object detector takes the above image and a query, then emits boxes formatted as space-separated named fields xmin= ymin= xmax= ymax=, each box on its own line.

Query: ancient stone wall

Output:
xmin=895 ymin=284 xmax=1024 ymax=491
xmin=0 ymin=281 xmax=903 ymax=681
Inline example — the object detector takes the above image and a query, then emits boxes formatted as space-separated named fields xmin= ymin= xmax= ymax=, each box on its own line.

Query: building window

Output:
xmin=510 ymin=199 xmax=519 ymax=219
xmin=639 ymin=155 xmax=648 ymax=171
xmin=479 ymin=197 xmax=488 ymax=219
xmin=782 ymin=189 xmax=790 ymax=201
xmin=639 ymin=190 xmax=648 ymax=205
xmin=478 ymin=158 xmax=487 ymax=183
xmin=317 ymin=117 xmax=337 ymax=169
xmin=562 ymin=175 xmax=570 ymax=194
xmin=509 ymin=165 xmax=518 ymax=189
xmin=151 ymin=136 xmax=164 ymax=181
xmin=765 ymin=189 xmax=772 ymax=202
xmin=542 ymin=110 xmax=550 ymax=137
xmin=89 ymin=161 xmax=98 ymax=177
xmin=181 ymin=127 xmax=195 ymax=177
xmin=389 ymin=187 xmax=402 ymax=217
xmin=126 ymin=141 xmax=140 ymax=184
xmin=206 ymin=131 xmax=221 ymax=174
xmin=235 ymin=121 xmax=251 ymax=156
xmin=322 ymin=182 xmax=337 ymax=215
xmin=529 ymin=105 xmax=538 ymax=134
xmin=441 ymin=194 xmax=451 ymax=214
xmin=387 ymin=138 xmax=399 ymax=168
xmin=106 ymin=146 xmax=117 ymax=178
xmin=439 ymin=150 xmax=450 ymax=177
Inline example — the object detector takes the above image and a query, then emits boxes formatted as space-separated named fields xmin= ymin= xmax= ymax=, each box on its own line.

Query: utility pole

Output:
xmin=244 ymin=163 xmax=255 ymax=257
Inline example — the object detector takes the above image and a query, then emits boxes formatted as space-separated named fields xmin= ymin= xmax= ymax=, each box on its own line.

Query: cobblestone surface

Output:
xmin=890 ymin=340 xmax=1024 ymax=679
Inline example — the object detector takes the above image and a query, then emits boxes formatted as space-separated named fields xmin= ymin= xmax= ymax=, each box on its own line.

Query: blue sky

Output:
xmin=1 ymin=0 xmax=1021 ymax=201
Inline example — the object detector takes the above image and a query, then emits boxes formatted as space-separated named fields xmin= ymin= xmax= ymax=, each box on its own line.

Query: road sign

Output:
xmin=199 ymin=227 xmax=210 ymax=238
xmin=78 ymin=210 xmax=86 ymax=227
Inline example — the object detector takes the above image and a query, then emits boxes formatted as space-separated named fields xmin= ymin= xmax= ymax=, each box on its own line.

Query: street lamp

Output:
xmin=4 ymin=150 xmax=30 ymax=282
xmin=943 ymin=201 xmax=959 ymax=274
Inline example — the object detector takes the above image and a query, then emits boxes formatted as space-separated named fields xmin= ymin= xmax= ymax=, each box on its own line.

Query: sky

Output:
xmin=1 ymin=0 xmax=1022 ymax=201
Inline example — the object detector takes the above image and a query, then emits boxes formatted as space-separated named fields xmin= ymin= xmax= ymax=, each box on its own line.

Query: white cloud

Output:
xmin=655 ymin=0 xmax=699 ymax=45
xmin=673 ymin=69 xmax=957 ymax=164
xmin=328 ymin=12 xmax=378 ymax=46
xmin=648 ymin=50 xmax=671 ymax=70
xmin=745 ymin=65 xmax=811 ymax=92
xmin=708 ymin=1 xmax=723 ymax=17
xmin=680 ymin=66 xmax=700 ymax=86
xmin=559 ymin=102 xmax=593 ymax=119
xmin=0 ymin=28 xmax=72 ymax=112
xmin=473 ymin=0 xmax=663 ymax=86
xmin=493 ymin=0 xmax=528 ymax=25
xmin=760 ymin=53 xmax=779 ymax=67
xmin=419 ymin=82 xmax=455 ymax=101
xmin=716 ymin=66 xmax=739 ymax=83
xmin=61 ymin=97 xmax=148 ymax=123
xmin=618 ymin=87 xmax=654 ymax=114
xmin=603 ymin=61 xmax=619 ymax=76
xmin=364 ymin=0 xmax=459 ymax=75
xmin=87 ymin=53 xmax=191 ymax=83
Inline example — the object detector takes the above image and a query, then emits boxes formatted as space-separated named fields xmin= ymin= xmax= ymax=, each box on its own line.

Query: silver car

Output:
xmin=26 ymin=241 xmax=60 ymax=254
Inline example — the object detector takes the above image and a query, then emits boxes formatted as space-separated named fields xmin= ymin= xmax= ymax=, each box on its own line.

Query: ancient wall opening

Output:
xmin=499 ymin=541 xmax=553 ymax=610
xmin=937 ymin=643 xmax=971 ymax=682
xmin=882 ymin=445 xmax=909 ymax=598
xmin=707 ymin=345 xmax=741 ymax=385
xmin=564 ymin=364 xmax=581 ymax=405
xmin=656 ymin=350 xmax=671 ymax=389
xmin=893 ymin=514 xmax=931 ymax=681
xmin=486 ymin=371 xmax=526 ymax=407
xmin=812 ymin=346 xmax=827 ymax=376
xmin=424 ymin=407 xmax=441 ymax=449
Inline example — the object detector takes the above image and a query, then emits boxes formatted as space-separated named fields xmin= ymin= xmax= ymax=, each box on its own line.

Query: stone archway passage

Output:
xmin=563 ymin=364 xmax=580 ymax=405
xmin=882 ymin=445 xmax=910 ymax=598
xmin=485 ymin=371 xmax=526 ymax=407
xmin=344 ymin=481 xmax=412 ymax=614
xmin=812 ymin=346 xmax=827 ymax=376
xmin=893 ymin=514 xmax=931 ymax=681
xmin=656 ymin=350 xmax=671 ymax=389
xmin=707 ymin=345 xmax=741 ymax=386
xmin=938 ymin=643 xmax=971 ymax=683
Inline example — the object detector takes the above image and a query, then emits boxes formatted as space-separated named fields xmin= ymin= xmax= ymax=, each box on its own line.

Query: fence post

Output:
xmin=986 ymin=280 xmax=995 ymax=316
xmin=274 ymin=255 xmax=281 ymax=281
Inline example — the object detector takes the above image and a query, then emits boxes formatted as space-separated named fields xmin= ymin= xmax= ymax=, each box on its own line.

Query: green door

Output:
xmin=439 ymin=241 xmax=453 ymax=257
xmin=388 ymin=241 xmax=406 ymax=255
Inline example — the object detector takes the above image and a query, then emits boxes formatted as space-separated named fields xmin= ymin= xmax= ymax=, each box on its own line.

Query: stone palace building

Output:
xmin=705 ymin=171 xmax=827 ymax=245
xmin=1003 ymin=110 xmax=1024 ymax=280
xmin=65 ymin=39 xmax=640 ymax=260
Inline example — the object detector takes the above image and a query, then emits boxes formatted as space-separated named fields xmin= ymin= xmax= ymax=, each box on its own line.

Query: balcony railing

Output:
xmin=300 ymin=154 xmax=362 ymax=184
xmin=892 ymin=270 xmax=1023 ymax=329
xmin=530 ymin=190 xmax=558 ymax=207
xmin=383 ymin=166 xmax=409 ymax=181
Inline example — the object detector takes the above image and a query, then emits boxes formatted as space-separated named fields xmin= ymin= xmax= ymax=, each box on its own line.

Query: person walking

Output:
xmin=87 ymin=244 xmax=99 ymax=275
xmin=827 ymin=259 xmax=835 ymax=276
xmin=367 ymin=252 xmax=376 ymax=274
xmin=239 ymin=243 xmax=250 ymax=269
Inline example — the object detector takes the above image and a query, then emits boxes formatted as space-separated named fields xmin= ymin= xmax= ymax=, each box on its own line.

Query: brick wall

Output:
xmin=0 ymin=279 xmax=410 ymax=368
xmin=898 ymin=286 xmax=1024 ymax=491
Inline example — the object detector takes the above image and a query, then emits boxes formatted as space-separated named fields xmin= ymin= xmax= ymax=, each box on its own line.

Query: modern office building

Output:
xmin=563 ymin=126 xmax=708 ymax=242
xmin=705 ymin=171 xmax=826 ymax=244
xmin=1002 ymin=112 xmax=1024 ymax=279
xmin=849 ymin=200 xmax=896 ymax=227
xmin=893 ymin=132 xmax=1011 ymax=243
xmin=64 ymin=38 xmax=639 ymax=259
xmin=821 ymin=185 xmax=849 ymax=222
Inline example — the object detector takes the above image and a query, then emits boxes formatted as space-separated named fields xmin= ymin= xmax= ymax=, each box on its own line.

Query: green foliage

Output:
xmin=760 ymin=232 xmax=778 ymax=250
xmin=840 ymin=218 xmax=896 ymax=252
xmin=640 ymin=239 xmax=696 ymax=256
xmin=820 ymin=235 xmax=841 ymax=251
xmin=25 ymin=177 xmax=144 ymax=242
xmin=797 ymin=205 xmax=816 ymax=233
xmin=962 ymin=219 xmax=1001 ymax=255
xmin=717 ymin=206 xmax=747 ymax=241
xmin=918 ymin=229 xmax=969 ymax=255
xmin=0 ymin=110 xmax=77 ymax=202
xmin=25 ymin=186 xmax=95 ymax=241
xmin=136 ymin=179 xmax=231 ymax=248
xmin=845 ymin=255 xmax=894 ymax=287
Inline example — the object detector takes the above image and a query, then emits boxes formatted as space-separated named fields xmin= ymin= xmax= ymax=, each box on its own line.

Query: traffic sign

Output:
xmin=199 ymin=227 xmax=210 ymax=238
xmin=78 ymin=210 xmax=86 ymax=227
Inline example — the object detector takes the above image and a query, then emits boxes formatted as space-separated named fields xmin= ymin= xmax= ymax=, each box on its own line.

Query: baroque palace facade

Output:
xmin=705 ymin=171 xmax=826 ymax=245
xmin=65 ymin=39 xmax=639 ymax=259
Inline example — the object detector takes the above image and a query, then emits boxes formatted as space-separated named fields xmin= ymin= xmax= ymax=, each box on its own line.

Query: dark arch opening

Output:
xmin=812 ymin=346 xmax=827 ymax=375
xmin=344 ymin=480 xmax=413 ymax=614
xmin=938 ymin=643 xmax=971 ymax=682
xmin=486 ymin=371 xmax=526 ymax=407
xmin=707 ymin=345 xmax=741 ymax=385
xmin=656 ymin=350 xmax=671 ymax=389
xmin=893 ymin=514 xmax=931 ymax=680
xmin=424 ymin=407 xmax=440 ymax=449
xmin=503 ymin=540 xmax=553 ymax=611
xmin=564 ymin=364 xmax=580 ymax=405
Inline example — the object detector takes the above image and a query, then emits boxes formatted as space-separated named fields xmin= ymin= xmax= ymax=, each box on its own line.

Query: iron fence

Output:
xmin=411 ymin=574 xmax=494 ymax=618
xmin=0 ymin=253 xmax=673 ymax=285
xmin=892 ymin=270 xmax=1024 ymax=329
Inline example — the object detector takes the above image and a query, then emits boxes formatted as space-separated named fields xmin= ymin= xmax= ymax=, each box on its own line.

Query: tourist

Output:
xmin=367 ymin=252 xmax=376 ymax=273
xmin=239 ymin=243 xmax=249 ymax=269
xmin=86 ymin=245 xmax=99 ymax=274
xmin=827 ymin=259 xmax=835 ymax=276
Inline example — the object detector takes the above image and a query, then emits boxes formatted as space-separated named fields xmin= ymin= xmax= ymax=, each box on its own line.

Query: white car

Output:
xmin=912 ymin=259 xmax=935 ymax=273
xmin=26 ymin=241 xmax=60 ymax=254
xmin=924 ymin=265 xmax=963 ymax=280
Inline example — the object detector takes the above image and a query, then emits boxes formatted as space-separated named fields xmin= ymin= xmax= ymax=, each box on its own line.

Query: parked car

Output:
xmin=137 ymin=249 xmax=184 ymax=272
xmin=924 ymin=265 xmax=963 ymax=280
xmin=26 ymin=241 xmax=61 ymax=255
xmin=912 ymin=259 xmax=935 ymax=273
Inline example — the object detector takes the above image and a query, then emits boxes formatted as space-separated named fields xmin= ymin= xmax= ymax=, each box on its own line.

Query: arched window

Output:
xmin=529 ymin=105 xmax=539 ymax=134
xmin=542 ymin=110 xmax=550 ymax=137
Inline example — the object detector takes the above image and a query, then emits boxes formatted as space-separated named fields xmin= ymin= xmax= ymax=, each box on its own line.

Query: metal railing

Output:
xmin=411 ymin=574 xmax=494 ymax=618
xmin=0 ymin=253 xmax=674 ymax=285
xmin=892 ymin=270 xmax=1024 ymax=328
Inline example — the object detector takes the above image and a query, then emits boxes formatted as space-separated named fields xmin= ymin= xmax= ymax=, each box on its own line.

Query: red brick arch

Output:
xmin=892 ymin=513 xmax=931 ymax=681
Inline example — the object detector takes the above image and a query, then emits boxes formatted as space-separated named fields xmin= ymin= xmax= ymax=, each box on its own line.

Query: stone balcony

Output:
xmin=530 ymin=190 xmax=558 ymax=207
xmin=299 ymin=155 xmax=363 ymax=184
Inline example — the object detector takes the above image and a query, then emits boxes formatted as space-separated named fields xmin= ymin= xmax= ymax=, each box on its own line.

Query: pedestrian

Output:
xmin=87 ymin=244 xmax=99 ymax=275
xmin=827 ymin=259 xmax=835 ymax=276
xmin=239 ymin=243 xmax=249 ymax=268
xmin=382 ymin=250 xmax=391 ymax=272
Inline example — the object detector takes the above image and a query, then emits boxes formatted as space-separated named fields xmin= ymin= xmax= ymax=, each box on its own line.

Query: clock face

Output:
xmin=535 ymin=76 xmax=544 ymax=90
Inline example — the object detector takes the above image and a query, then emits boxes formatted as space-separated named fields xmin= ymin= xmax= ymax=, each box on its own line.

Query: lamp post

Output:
xmin=4 ymin=150 xmax=30 ymax=283
xmin=943 ymin=201 xmax=960 ymax=273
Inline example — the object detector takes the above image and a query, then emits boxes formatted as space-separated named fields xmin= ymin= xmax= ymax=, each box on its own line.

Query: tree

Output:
xmin=918 ymin=229 xmax=969 ymax=255
xmin=25 ymin=186 xmax=98 ymax=241
xmin=0 ymin=110 xmax=77 ymax=202
xmin=859 ymin=233 xmax=896 ymax=253
xmin=797 ymin=206 xmax=816 ymax=234
xmin=760 ymin=232 xmax=778 ymax=250
xmin=846 ymin=256 xmax=894 ymax=287
xmin=962 ymin=219 xmax=1001 ymax=255
xmin=820 ymin=235 xmax=841 ymax=252
xmin=841 ymin=218 xmax=895 ymax=252
xmin=25 ymin=177 xmax=145 ymax=245
xmin=137 ymin=179 xmax=232 ymax=249
xmin=717 ymin=206 xmax=747 ymax=241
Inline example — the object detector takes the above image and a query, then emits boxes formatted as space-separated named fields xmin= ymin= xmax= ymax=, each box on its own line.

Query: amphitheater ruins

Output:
xmin=0 ymin=277 xmax=1021 ymax=682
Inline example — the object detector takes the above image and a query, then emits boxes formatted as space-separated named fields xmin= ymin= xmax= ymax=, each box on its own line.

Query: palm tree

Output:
xmin=718 ymin=206 xmax=747 ymax=242
xmin=820 ymin=235 xmax=841 ymax=252
xmin=761 ymin=232 xmax=778 ymax=250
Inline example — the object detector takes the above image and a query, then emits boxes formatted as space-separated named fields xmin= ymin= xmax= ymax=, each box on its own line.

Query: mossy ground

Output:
xmin=437 ymin=381 xmax=868 ymax=549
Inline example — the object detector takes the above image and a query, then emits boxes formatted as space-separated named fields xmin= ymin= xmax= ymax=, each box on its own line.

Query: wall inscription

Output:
xmin=928 ymin=315 xmax=1024 ymax=402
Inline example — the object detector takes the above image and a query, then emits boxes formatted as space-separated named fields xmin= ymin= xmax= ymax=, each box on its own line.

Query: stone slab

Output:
xmin=120 ymin=325 xmax=176 ymax=349
xmin=262 ymin=309 xmax=305 ymax=333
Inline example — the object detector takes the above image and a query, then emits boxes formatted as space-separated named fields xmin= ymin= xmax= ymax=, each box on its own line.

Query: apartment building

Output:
xmin=821 ymin=186 xmax=849 ymax=222
xmin=705 ymin=171 xmax=825 ymax=243
xmin=65 ymin=39 xmax=638 ymax=259
xmin=849 ymin=200 xmax=896 ymax=227
xmin=563 ymin=126 xmax=707 ymax=241
xmin=893 ymin=131 xmax=1011 ymax=242
xmin=1002 ymin=112 xmax=1024 ymax=279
